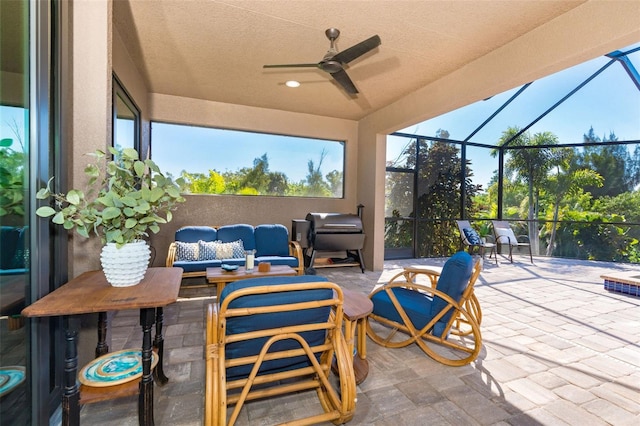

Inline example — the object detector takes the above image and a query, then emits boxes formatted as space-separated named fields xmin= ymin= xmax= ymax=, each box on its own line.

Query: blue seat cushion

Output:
xmin=220 ymin=275 xmax=331 ymax=380
xmin=256 ymin=255 xmax=299 ymax=268
xmin=217 ymin=224 xmax=256 ymax=250
xmin=255 ymin=224 xmax=290 ymax=257
xmin=173 ymin=259 xmax=222 ymax=272
xmin=175 ymin=226 xmax=217 ymax=243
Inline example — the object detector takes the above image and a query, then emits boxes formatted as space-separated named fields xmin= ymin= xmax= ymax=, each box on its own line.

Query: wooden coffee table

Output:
xmin=206 ymin=265 xmax=297 ymax=301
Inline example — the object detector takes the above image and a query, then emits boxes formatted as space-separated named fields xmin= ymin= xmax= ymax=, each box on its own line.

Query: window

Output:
xmin=151 ymin=122 xmax=345 ymax=198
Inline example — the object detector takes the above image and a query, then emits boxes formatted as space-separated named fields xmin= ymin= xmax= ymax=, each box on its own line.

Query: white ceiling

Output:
xmin=113 ymin=0 xmax=587 ymax=121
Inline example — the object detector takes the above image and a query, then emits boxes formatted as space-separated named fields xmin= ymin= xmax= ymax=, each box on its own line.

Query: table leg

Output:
xmin=62 ymin=316 xmax=80 ymax=426
xmin=95 ymin=311 xmax=109 ymax=357
xmin=139 ymin=308 xmax=155 ymax=426
xmin=356 ymin=317 xmax=367 ymax=359
xmin=153 ymin=307 xmax=168 ymax=385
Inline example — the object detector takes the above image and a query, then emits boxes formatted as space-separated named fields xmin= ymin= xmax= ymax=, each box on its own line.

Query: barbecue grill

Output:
xmin=305 ymin=210 xmax=365 ymax=273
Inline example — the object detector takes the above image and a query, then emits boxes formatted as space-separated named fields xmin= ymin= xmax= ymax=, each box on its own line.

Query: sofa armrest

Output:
xmin=289 ymin=241 xmax=304 ymax=275
xmin=166 ymin=242 xmax=177 ymax=267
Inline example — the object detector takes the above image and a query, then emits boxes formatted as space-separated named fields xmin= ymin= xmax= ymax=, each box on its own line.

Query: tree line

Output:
xmin=385 ymin=126 xmax=640 ymax=262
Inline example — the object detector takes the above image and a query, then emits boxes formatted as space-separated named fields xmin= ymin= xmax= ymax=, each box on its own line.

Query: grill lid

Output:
xmin=306 ymin=212 xmax=363 ymax=233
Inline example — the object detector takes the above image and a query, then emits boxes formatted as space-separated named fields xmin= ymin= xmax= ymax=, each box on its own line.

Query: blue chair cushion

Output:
xmin=256 ymin=255 xmax=299 ymax=268
xmin=255 ymin=224 xmax=290 ymax=257
xmin=173 ymin=259 xmax=222 ymax=272
xmin=371 ymin=251 xmax=473 ymax=338
xmin=217 ymin=224 xmax=256 ymax=250
xmin=175 ymin=226 xmax=217 ymax=243
xmin=220 ymin=275 xmax=331 ymax=379
xmin=431 ymin=251 xmax=473 ymax=322
xmin=462 ymin=227 xmax=482 ymax=245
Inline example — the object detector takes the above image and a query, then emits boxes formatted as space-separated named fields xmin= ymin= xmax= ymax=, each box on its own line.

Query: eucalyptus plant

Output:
xmin=36 ymin=147 xmax=185 ymax=247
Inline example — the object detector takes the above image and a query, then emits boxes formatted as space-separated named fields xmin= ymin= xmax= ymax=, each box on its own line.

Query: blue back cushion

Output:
xmin=220 ymin=275 xmax=331 ymax=379
xmin=255 ymin=224 xmax=289 ymax=257
xmin=175 ymin=226 xmax=217 ymax=243
xmin=431 ymin=251 xmax=473 ymax=319
xmin=217 ymin=224 xmax=256 ymax=250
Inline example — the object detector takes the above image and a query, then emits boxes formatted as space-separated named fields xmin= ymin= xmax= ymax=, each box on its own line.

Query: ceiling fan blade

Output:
xmin=331 ymin=69 xmax=358 ymax=94
xmin=332 ymin=35 xmax=381 ymax=64
xmin=263 ymin=63 xmax=319 ymax=69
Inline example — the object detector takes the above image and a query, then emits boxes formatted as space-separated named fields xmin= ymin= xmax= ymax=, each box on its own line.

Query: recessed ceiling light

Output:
xmin=285 ymin=80 xmax=301 ymax=88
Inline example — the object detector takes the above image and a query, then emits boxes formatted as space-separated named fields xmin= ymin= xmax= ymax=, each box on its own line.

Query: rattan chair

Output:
xmin=366 ymin=252 xmax=482 ymax=366
xmin=492 ymin=220 xmax=533 ymax=263
xmin=205 ymin=275 xmax=356 ymax=426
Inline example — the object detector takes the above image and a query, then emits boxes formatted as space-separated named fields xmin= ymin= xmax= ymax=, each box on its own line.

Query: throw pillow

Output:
xmin=214 ymin=239 xmax=245 ymax=259
xmin=175 ymin=241 xmax=199 ymax=261
xmin=198 ymin=240 xmax=217 ymax=261
xmin=495 ymin=228 xmax=518 ymax=245
xmin=462 ymin=227 xmax=482 ymax=245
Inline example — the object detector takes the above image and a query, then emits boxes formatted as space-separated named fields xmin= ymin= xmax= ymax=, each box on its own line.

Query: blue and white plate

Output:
xmin=0 ymin=366 xmax=26 ymax=397
xmin=78 ymin=349 xmax=158 ymax=387
xmin=221 ymin=264 xmax=239 ymax=271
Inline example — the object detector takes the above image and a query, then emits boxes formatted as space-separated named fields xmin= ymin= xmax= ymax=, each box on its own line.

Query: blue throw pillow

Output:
xmin=462 ymin=227 xmax=481 ymax=245
xmin=198 ymin=240 xmax=217 ymax=260
xmin=175 ymin=241 xmax=199 ymax=261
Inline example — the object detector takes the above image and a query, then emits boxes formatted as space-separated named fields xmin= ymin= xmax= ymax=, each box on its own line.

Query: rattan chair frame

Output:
xmin=205 ymin=281 xmax=356 ymax=426
xmin=366 ymin=259 xmax=482 ymax=366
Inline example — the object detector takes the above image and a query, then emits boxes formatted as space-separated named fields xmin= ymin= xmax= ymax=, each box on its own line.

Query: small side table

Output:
xmin=206 ymin=265 xmax=297 ymax=301
xmin=341 ymin=289 xmax=373 ymax=384
xmin=22 ymin=267 xmax=182 ymax=426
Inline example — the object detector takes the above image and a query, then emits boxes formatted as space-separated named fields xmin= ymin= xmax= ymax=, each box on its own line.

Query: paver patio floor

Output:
xmin=82 ymin=255 xmax=640 ymax=425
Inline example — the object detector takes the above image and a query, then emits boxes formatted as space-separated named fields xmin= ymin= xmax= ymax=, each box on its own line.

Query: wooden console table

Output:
xmin=22 ymin=267 xmax=182 ymax=426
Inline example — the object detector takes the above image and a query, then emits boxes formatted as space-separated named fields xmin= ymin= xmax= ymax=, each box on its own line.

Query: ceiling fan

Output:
xmin=263 ymin=28 xmax=381 ymax=95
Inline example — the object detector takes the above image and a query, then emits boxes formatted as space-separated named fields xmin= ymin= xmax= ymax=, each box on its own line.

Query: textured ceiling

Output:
xmin=113 ymin=0 xmax=586 ymax=121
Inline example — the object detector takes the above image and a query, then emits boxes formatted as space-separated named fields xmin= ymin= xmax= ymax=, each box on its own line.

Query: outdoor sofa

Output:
xmin=165 ymin=224 xmax=304 ymax=278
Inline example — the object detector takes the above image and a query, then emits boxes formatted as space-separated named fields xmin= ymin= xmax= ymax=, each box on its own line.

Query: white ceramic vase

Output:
xmin=100 ymin=240 xmax=151 ymax=287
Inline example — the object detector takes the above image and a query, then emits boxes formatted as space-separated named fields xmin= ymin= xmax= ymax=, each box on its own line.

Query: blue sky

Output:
xmin=392 ymin=43 xmax=640 ymax=189
xmin=150 ymin=123 xmax=345 ymax=183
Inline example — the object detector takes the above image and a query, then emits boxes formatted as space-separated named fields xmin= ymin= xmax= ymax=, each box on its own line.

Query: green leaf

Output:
xmin=36 ymin=188 xmax=50 ymax=199
xmin=85 ymin=164 xmax=100 ymax=178
xmin=134 ymin=161 xmax=145 ymax=177
xmin=52 ymin=211 xmax=65 ymax=224
xmin=149 ymin=224 xmax=160 ymax=234
xmin=67 ymin=190 xmax=82 ymax=205
xmin=96 ymin=195 xmax=114 ymax=207
xmin=125 ymin=218 xmax=137 ymax=229
xmin=77 ymin=226 xmax=89 ymax=238
xmin=166 ymin=211 xmax=172 ymax=222
xmin=36 ymin=206 xmax=56 ymax=217
xmin=123 ymin=207 xmax=136 ymax=217
xmin=120 ymin=196 xmax=137 ymax=207
xmin=149 ymin=187 xmax=164 ymax=202
xmin=0 ymin=138 xmax=13 ymax=147
xmin=101 ymin=206 xmax=121 ymax=220
xmin=122 ymin=148 xmax=139 ymax=160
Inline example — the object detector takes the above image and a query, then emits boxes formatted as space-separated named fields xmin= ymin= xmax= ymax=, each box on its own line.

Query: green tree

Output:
xmin=543 ymin=147 xmax=603 ymax=255
xmin=580 ymin=127 xmax=635 ymax=197
xmin=305 ymin=149 xmax=331 ymax=197
xmin=493 ymin=127 xmax=556 ymax=255
xmin=181 ymin=170 xmax=226 ymax=194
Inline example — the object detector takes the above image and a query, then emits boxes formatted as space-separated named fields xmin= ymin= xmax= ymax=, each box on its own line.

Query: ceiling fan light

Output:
xmin=285 ymin=80 xmax=301 ymax=88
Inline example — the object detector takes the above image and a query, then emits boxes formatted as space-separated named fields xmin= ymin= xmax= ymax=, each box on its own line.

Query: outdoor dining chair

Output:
xmin=204 ymin=275 xmax=356 ymax=426
xmin=456 ymin=220 xmax=497 ymax=265
xmin=492 ymin=220 xmax=533 ymax=263
xmin=366 ymin=251 xmax=482 ymax=366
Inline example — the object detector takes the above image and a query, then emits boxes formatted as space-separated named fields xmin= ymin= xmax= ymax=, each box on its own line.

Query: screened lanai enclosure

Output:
xmin=385 ymin=42 xmax=640 ymax=262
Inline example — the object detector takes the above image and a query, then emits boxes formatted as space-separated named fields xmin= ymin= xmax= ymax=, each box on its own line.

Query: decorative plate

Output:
xmin=221 ymin=264 xmax=239 ymax=271
xmin=78 ymin=349 xmax=158 ymax=387
xmin=0 ymin=366 xmax=26 ymax=398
